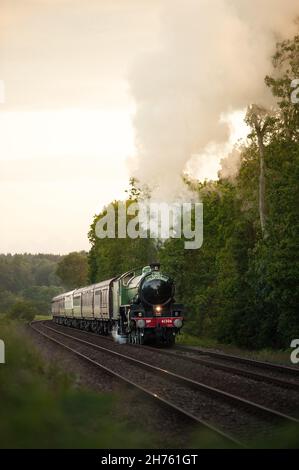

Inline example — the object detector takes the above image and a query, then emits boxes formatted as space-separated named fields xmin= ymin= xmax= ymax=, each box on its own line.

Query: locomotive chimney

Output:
xmin=150 ymin=263 xmax=160 ymax=272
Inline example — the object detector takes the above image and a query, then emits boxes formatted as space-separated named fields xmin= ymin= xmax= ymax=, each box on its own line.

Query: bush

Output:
xmin=9 ymin=301 xmax=39 ymax=322
xmin=0 ymin=324 xmax=154 ymax=448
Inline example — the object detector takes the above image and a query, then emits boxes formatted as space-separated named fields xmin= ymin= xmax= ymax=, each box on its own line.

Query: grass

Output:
xmin=176 ymin=332 xmax=294 ymax=365
xmin=0 ymin=313 xmax=51 ymax=321
xmin=0 ymin=320 xmax=158 ymax=448
xmin=34 ymin=314 xmax=52 ymax=321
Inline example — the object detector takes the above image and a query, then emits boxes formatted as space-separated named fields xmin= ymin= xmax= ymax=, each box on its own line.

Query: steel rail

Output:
xmin=29 ymin=321 xmax=240 ymax=448
xmin=34 ymin=322 xmax=299 ymax=428
xmin=50 ymin=322 xmax=299 ymax=391
xmin=141 ymin=345 xmax=299 ymax=391
xmin=176 ymin=345 xmax=299 ymax=376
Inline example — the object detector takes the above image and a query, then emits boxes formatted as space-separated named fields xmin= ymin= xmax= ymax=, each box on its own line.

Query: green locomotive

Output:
xmin=52 ymin=263 xmax=184 ymax=345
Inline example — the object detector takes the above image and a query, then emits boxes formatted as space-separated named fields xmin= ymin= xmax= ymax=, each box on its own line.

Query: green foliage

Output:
xmin=9 ymin=301 xmax=39 ymax=321
xmin=0 ymin=254 xmax=64 ymax=315
xmin=56 ymin=251 xmax=89 ymax=290
xmin=88 ymin=199 xmax=157 ymax=283
xmin=0 ymin=253 xmax=61 ymax=292
xmin=160 ymin=180 xmax=256 ymax=342
xmin=0 ymin=289 xmax=22 ymax=314
xmin=265 ymin=34 xmax=299 ymax=140
xmin=244 ymin=139 xmax=299 ymax=348
xmin=0 ymin=323 xmax=157 ymax=448
xmin=22 ymin=285 xmax=64 ymax=314
xmin=160 ymin=132 xmax=298 ymax=350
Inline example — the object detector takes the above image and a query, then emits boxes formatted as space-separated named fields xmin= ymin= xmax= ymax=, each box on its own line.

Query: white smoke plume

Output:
xmin=129 ymin=0 xmax=298 ymax=201
xmin=218 ymin=146 xmax=243 ymax=181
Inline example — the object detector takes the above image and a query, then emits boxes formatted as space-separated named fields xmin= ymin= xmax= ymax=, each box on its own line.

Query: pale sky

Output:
xmin=0 ymin=0 xmax=252 ymax=254
xmin=0 ymin=0 xmax=161 ymax=253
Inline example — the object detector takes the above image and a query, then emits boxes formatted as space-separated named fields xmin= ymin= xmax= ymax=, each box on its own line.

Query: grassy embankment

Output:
xmin=0 ymin=319 xmax=154 ymax=448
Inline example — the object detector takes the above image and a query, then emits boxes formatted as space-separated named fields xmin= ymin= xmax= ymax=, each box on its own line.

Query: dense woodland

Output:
xmin=0 ymin=254 xmax=63 ymax=315
xmin=88 ymin=35 xmax=299 ymax=350
xmin=0 ymin=252 xmax=88 ymax=318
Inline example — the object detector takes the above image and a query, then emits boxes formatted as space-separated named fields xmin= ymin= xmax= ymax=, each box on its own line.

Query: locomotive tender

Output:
xmin=52 ymin=263 xmax=184 ymax=345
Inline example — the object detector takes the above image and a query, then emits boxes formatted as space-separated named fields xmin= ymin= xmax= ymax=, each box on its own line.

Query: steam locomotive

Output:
xmin=51 ymin=263 xmax=184 ymax=345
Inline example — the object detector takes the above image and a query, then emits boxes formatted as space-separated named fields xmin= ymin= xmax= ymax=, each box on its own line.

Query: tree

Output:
xmin=88 ymin=200 xmax=157 ymax=283
xmin=0 ymin=289 xmax=21 ymax=314
xmin=56 ymin=252 xmax=88 ymax=290
xmin=125 ymin=177 xmax=141 ymax=200
xmin=22 ymin=285 xmax=64 ymax=314
xmin=245 ymin=105 xmax=276 ymax=237
xmin=9 ymin=301 xmax=38 ymax=321
xmin=265 ymin=34 xmax=299 ymax=141
xmin=0 ymin=254 xmax=64 ymax=314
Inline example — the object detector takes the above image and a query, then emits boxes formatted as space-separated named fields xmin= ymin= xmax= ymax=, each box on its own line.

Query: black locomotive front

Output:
xmin=128 ymin=264 xmax=184 ymax=345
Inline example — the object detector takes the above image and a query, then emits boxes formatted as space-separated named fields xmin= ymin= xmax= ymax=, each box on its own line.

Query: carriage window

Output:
xmin=74 ymin=296 xmax=81 ymax=307
xmin=82 ymin=291 xmax=92 ymax=306
xmin=103 ymin=289 xmax=108 ymax=306
xmin=95 ymin=290 xmax=101 ymax=305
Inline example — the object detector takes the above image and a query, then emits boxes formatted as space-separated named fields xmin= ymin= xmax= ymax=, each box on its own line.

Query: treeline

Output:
xmin=88 ymin=35 xmax=299 ymax=350
xmin=0 ymin=254 xmax=64 ymax=315
xmin=0 ymin=252 xmax=89 ymax=318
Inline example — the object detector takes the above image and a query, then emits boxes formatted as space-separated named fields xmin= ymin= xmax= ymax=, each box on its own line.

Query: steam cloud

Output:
xmin=129 ymin=0 xmax=298 ymax=201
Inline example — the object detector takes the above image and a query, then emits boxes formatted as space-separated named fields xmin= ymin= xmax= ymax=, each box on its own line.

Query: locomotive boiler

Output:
xmin=52 ymin=263 xmax=184 ymax=345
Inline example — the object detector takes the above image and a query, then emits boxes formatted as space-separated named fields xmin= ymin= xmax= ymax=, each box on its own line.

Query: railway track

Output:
xmin=53 ymin=320 xmax=299 ymax=392
xmin=176 ymin=344 xmax=299 ymax=377
xmin=29 ymin=320 xmax=239 ymax=448
xmin=145 ymin=345 xmax=299 ymax=392
xmin=44 ymin=322 xmax=299 ymax=418
xmin=30 ymin=321 xmax=299 ymax=447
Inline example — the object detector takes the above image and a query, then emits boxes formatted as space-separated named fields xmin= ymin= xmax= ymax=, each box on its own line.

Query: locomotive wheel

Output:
xmin=164 ymin=331 xmax=175 ymax=347
xmin=129 ymin=330 xmax=136 ymax=344
xmin=129 ymin=329 xmax=144 ymax=345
